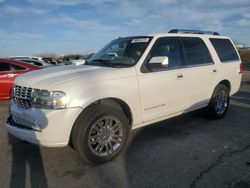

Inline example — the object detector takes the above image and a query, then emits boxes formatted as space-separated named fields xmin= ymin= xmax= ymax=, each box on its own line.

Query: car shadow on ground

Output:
xmin=5 ymin=103 xmax=50 ymax=188
xmin=8 ymin=133 xmax=48 ymax=188
xmin=123 ymin=98 xmax=250 ymax=187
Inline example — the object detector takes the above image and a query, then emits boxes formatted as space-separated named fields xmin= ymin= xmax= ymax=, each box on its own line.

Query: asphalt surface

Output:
xmin=1 ymin=72 xmax=250 ymax=188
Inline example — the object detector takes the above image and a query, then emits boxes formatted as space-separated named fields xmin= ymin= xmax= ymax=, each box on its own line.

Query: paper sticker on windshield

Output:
xmin=131 ymin=38 xmax=149 ymax=43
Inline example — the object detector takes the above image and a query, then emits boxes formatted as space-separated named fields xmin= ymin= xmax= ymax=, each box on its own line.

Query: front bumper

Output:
xmin=6 ymin=101 xmax=83 ymax=147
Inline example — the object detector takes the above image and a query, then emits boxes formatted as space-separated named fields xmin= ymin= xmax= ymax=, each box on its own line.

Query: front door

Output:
xmin=138 ymin=37 xmax=188 ymax=122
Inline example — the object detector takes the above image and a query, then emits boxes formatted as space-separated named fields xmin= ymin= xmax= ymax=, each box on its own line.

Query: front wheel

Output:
xmin=206 ymin=84 xmax=230 ymax=119
xmin=71 ymin=104 xmax=129 ymax=163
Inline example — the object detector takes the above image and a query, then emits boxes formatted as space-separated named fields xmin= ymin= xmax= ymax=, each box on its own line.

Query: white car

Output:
xmin=10 ymin=56 xmax=57 ymax=65
xmin=9 ymin=56 xmax=44 ymax=61
xmin=18 ymin=59 xmax=54 ymax=68
xmin=6 ymin=29 xmax=242 ymax=163
xmin=64 ymin=59 xmax=85 ymax=66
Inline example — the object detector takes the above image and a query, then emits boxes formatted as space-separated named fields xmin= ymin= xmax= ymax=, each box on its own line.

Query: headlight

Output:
xmin=31 ymin=90 xmax=67 ymax=109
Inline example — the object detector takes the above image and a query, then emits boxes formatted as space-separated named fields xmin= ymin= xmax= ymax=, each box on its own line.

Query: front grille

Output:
xmin=13 ymin=85 xmax=33 ymax=109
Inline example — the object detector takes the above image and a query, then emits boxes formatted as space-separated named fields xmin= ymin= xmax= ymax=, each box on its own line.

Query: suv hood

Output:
xmin=15 ymin=65 xmax=136 ymax=90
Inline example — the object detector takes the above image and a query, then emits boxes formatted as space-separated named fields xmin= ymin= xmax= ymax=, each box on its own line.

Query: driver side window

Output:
xmin=145 ymin=37 xmax=182 ymax=72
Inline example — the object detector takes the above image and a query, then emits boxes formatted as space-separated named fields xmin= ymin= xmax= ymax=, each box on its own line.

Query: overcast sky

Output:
xmin=0 ymin=0 xmax=249 ymax=57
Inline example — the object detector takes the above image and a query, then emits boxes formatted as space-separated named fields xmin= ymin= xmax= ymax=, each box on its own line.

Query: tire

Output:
xmin=71 ymin=104 xmax=129 ymax=164
xmin=205 ymin=84 xmax=230 ymax=119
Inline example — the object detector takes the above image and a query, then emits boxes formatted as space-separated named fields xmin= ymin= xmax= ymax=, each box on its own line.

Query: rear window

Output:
xmin=180 ymin=37 xmax=213 ymax=66
xmin=209 ymin=38 xmax=239 ymax=62
xmin=12 ymin=64 xmax=26 ymax=71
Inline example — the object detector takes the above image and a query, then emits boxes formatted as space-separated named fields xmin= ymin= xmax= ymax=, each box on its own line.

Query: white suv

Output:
xmin=6 ymin=29 xmax=242 ymax=163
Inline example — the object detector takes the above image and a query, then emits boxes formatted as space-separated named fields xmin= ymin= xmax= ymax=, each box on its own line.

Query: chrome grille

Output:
xmin=13 ymin=85 xmax=33 ymax=109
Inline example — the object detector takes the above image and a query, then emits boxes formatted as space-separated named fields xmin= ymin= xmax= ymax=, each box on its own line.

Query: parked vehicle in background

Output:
xmin=10 ymin=56 xmax=58 ymax=65
xmin=6 ymin=29 xmax=242 ymax=163
xmin=42 ymin=58 xmax=58 ymax=65
xmin=64 ymin=59 xmax=85 ymax=66
xmin=18 ymin=59 xmax=54 ymax=68
xmin=9 ymin=56 xmax=44 ymax=61
xmin=0 ymin=58 xmax=40 ymax=100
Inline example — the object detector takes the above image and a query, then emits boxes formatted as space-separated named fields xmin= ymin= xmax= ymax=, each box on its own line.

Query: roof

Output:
xmin=148 ymin=29 xmax=229 ymax=39
xmin=147 ymin=32 xmax=229 ymax=40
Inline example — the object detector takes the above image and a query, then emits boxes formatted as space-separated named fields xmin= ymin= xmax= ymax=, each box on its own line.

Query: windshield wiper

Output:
xmin=91 ymin=59 xmax=115 ymax=67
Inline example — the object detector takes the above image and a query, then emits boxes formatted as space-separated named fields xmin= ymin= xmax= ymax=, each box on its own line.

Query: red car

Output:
xmin=0 ymin=58 xmax=40 ymax=100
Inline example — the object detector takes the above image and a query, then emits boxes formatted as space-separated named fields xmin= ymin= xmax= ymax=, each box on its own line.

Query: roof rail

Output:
xmin=169 ymin=29 xmax=219 ymax=35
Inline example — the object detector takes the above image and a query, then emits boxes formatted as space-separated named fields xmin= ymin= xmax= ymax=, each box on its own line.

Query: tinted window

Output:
xmin=209 ymin=38 xmax=239 ymax=62
xmin=146 ymin=37 xmax=182 ymax=71
xmin=33 ymin=62 xmax=43 ymax=66
xmin=12 ymin=64 xmax=26 ymax=71
xmin=181 ymin=37 xmax=212 ymax=66
xmin=0 ymin=62 xmax=11 ymax=72
xmin=22 ymin=60 xmax=42 ymax=66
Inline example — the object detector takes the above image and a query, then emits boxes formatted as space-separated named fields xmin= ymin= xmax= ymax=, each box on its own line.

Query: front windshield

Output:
xmin=87 ymin=36 xmax=152 ymax=67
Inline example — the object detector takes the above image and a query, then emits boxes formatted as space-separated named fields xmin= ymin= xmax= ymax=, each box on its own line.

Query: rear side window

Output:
xmin=180 ymin=37 xmax=213 ymax=66
xmin=209 ymin=38 xmax=239 ymax=62
xmin=0 ymin=62 xmax=11 ymax=72
xmin=12 ymin=64 xmax=27 ymax=71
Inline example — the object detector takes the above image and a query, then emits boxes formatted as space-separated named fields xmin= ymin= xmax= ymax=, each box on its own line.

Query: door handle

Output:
xmin=7 ymin=74 xmax=15 ymax=78
xmin=175 ymin=74 xmax=183 ymax=79
xmin=211 ymin=69 xmax=217 ymax=73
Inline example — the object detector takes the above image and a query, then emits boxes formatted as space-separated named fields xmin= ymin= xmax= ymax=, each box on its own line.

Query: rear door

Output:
xmin=209 ymin=38 xmax=241 ymax=95
xmin=179 ymin=37 xmax=217 ymax=108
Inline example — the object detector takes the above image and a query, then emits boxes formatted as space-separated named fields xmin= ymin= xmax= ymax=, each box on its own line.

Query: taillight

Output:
xmin=239 ymin=63 xmax=243 ymax=74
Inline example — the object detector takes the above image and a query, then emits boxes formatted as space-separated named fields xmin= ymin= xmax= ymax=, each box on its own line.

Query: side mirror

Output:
xmin=149 ymin=56 xmax=169 ymax=67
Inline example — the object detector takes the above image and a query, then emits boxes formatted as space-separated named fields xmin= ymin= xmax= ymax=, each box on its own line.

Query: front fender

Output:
xmin=66 ymin=77 xmax=143 ymax=126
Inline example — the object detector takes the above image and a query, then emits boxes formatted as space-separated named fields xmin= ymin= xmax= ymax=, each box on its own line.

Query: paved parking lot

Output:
xmin=1 ymin=72 xmax=250 ymax=188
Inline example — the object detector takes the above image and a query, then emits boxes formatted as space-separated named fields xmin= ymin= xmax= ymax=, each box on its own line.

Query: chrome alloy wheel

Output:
xmin=215 ymin=89 xmax=229 ymax=115
xmin=88 ymin=116 xmax=124 ymax=157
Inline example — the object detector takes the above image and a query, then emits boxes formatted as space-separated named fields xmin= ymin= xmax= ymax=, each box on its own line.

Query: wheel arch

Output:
xmin=69 ymin=97 xmax=133 ymax=146
xmin=206 ymin=79 xmax=231 ymax=119
xmin=91 ymin=98 xmax=133 ymax=126
xmin=218 ymin=79 xmax=231 ymax=93
xmin=208 ymin=79 xmax=231 ymax=104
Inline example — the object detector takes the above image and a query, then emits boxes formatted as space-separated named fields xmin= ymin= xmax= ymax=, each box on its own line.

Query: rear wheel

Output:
xmin=206 ymin=84 xmax=230 ymax=119
xmin=72 ymin=104 xmax=129 ymax=163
